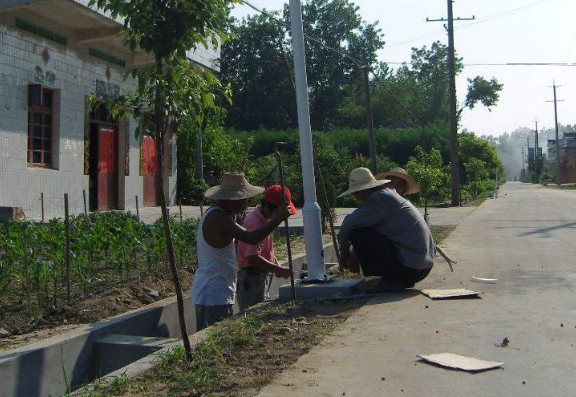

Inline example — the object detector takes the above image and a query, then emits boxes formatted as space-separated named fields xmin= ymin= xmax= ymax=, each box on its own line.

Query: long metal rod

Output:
xmin=289 ymin=0 xmax=325 ymax=280
xmin=275 ymin=145 xmax=296 ymax=301
xmin=313 ymin=148 xmax=343 ymax=270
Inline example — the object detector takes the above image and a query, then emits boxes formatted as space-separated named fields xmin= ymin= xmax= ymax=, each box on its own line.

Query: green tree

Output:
xmin=459 ymin=133 xmax=504 ymax=183
xmin=89 ymin=0 xmax=236 ymax=361
xmin=221 ymin=0 xmax=385 ymax=131
xmin=220 ymin=13 xmax=296 ymax=130
xmin=405 ymin=146 xmax=450 ymax=221
xmin=463 ymin=158 xmax=489 ymax=199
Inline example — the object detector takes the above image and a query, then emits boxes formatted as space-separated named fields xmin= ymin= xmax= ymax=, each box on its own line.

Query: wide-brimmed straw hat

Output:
xmin=338 ymin=167 xmax=390 ymax=198
xmin=375 ymin=168 xmax=420 ymax=195
xmin=204 ymin=173 xmax=265 ymax=201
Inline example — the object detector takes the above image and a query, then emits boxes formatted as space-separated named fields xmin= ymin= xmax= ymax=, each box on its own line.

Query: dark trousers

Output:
xmin=237 ymin=268 xmax=268 ymax=312
xmin=349 ymin=228 xmax=431 ymax=287
xmin=195 ymin=304 xmax=233 ymax=331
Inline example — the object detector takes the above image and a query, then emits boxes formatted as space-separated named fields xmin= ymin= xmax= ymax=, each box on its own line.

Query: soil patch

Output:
xmin=80 ymin=299 xmax=367 ymax=397
xmin=0 ymin=268 xmax=194 ymax=352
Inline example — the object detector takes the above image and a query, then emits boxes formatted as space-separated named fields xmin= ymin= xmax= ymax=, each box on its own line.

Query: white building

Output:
xmin=0 ymin=0 xmax=219 ymax=220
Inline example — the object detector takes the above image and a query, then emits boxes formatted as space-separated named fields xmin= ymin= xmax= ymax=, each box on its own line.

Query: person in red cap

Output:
xmin=236 ymin=185 xmax=297 ymax=311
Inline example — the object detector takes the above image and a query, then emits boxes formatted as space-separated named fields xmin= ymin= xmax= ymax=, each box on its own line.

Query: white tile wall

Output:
xmin=0 ymin=17 xmax=178 ymax=220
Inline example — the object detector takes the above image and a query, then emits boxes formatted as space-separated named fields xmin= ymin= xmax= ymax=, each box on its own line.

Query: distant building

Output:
xmin=0 ymin=0 xmax=219 ymax=219
xmin=547 ymin=133 xmax=576 ymax=183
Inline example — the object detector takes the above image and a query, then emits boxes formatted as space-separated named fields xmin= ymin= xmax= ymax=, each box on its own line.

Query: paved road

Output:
xmin=256 ymin=182 xmax=576 ymax=397
xmin=137 ymin=204 xmax=476 ymax=227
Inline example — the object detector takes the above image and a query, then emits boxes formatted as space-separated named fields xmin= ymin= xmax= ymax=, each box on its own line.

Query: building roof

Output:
xmin=0 ymin=0 xmax=220 ymax=71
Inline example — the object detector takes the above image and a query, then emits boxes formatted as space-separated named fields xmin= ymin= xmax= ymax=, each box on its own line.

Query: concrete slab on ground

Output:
xmin=256 ymin=183 xmax=576 ymax=397
xmin=278 ymin=278 xmax=365 ymax=301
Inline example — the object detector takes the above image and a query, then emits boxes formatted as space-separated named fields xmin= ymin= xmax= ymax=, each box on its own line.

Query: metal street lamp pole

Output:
xmin=288 ymin=0 xmax=325 ymax=280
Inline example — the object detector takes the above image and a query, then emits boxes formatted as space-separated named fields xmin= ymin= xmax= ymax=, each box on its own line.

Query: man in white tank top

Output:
xmin=191 ymin=173 xmax=291 ymax=331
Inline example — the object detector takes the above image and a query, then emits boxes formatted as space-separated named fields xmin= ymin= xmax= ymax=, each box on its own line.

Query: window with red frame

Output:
xmin=28 ymin=85 xmax=54 ymax=167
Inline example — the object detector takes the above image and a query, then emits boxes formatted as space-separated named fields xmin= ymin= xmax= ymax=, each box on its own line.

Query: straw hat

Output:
xmin=338 ymin=167 xmax=390 ymax=198
xmin=375 ymin=168 xmax=420 ymax=195
xmin=204 ymin=173 xmax=265 ymax=201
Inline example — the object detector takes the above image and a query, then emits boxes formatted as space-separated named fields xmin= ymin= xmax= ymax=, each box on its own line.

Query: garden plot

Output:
xmin=0 ymin=212 xmax=198 ymax=351
xmin=0 ymin=211 xmax=327 ymax=352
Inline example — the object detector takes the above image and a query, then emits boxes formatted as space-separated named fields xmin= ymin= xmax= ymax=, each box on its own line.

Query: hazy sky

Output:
xmin=231 ymin=0 xmax=576 ymax=137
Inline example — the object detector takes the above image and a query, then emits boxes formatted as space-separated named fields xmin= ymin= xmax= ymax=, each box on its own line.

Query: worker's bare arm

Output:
xmin=246 ymin=255 xmax=291 ymax=277
xmin=204 ymin=206 xmax=290 ymax=246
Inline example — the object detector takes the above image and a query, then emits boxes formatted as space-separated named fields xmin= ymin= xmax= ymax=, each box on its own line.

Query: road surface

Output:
xmin=256 ymin=182 xmax=576 ymax=397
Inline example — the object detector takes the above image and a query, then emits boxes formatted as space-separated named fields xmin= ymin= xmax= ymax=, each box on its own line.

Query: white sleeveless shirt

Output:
xmin=190 ymin=207 xmax=237 ymax=306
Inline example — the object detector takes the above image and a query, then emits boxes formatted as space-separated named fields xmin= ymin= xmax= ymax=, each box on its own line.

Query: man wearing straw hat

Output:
xmin=191 ymin=173 xmax=292 ymax=330
xmin=337 ymin=168 xmax=435 ymax=289
xmin=376 ymin=168 xmax=420 ymax=197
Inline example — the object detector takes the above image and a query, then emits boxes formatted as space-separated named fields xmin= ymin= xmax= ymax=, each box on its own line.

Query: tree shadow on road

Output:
xmin=517 ymin=221 xmax=576 ymax=237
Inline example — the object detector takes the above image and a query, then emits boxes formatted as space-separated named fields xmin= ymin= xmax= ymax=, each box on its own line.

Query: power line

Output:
xmin=387 ymin=0 xmax=559 ymax=49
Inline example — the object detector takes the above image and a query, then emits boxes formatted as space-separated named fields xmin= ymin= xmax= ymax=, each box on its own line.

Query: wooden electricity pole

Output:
xmin=363 ymin=67 xmax=378 ymax=173
xmin=534 ymin=119 xmax=539 ymax=182
xmin=547 ymin=82 xmax=563 ymax=186
xmin=427 ymin=1 xmax=475 ymax=207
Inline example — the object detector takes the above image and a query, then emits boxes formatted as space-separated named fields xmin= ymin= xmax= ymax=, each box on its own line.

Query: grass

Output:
xmin=461 ymin=196 xmax=488 ymax=207
xmin=430 ymin=224 xmax=457 ymax=245
xmin=546 ymin=184 xmax=576 ymax=190
xmin=78 ymin=300 xmax=364 ymax=397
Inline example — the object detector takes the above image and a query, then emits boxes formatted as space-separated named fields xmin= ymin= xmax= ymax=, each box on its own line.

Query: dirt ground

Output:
xmin=0 ymin=268 xmax=194 ymax=352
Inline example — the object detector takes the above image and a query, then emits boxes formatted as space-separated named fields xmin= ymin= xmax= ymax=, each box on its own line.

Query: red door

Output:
xmin=98 ymin=127 xmax=117 ymax=210
xmin=142 ymin=136 xmax=158 ymax=207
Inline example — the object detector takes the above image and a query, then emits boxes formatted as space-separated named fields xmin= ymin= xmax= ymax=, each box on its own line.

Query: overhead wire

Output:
xmin=387 ymin=0 xmax=560 ymax=49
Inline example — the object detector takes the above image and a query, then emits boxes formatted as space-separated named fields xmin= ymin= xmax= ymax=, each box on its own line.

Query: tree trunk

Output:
xmin=424 ymin=197 xmax=429 ymax=224
xmin=155 ymin=58 xmax=193 ymax=362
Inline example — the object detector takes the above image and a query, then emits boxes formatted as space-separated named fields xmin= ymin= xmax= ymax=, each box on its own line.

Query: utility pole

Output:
xmin=521 ymin=145 xmax=525 ymax=179
xmin=363 ymin=67 xmax=377 ymax=173
xmin=534 ymin=119 xmax=539 ymax=182
xmin=547 ymin=82 xmax=564 ymax=186
xmin=526 ymin=136 xmax=531 ymax=174
xmin=427 ymin=1 xmax=475 ymax=207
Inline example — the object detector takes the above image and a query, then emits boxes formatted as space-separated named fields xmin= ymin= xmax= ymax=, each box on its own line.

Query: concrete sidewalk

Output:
xmin=136 ymin=205 xmax=477 ymax=226
xmin=256 ymin=182 xmax=576 ymax=397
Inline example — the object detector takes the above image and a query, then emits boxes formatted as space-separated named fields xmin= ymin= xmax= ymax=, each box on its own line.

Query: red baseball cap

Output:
xmin=264 ymin=185 xmax=297 ymax=215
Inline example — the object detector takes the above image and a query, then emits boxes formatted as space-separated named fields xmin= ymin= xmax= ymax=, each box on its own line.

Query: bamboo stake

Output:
xmin=41 ymin=192 xmax=45 ymax=223
xmin=135 ymin=196 xmax=140 ymax=222
xmin=64 ymin=193 xmax=71 ymax=302
xmin=83 ymin=190 xmax=88 ymax=216
xmin=23 ymin=235 xmax=32 ymax=317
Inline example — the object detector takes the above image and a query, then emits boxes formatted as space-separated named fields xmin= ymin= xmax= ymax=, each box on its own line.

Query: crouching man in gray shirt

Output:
xmin=337 ymin=168 xmax=435 ymax=288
